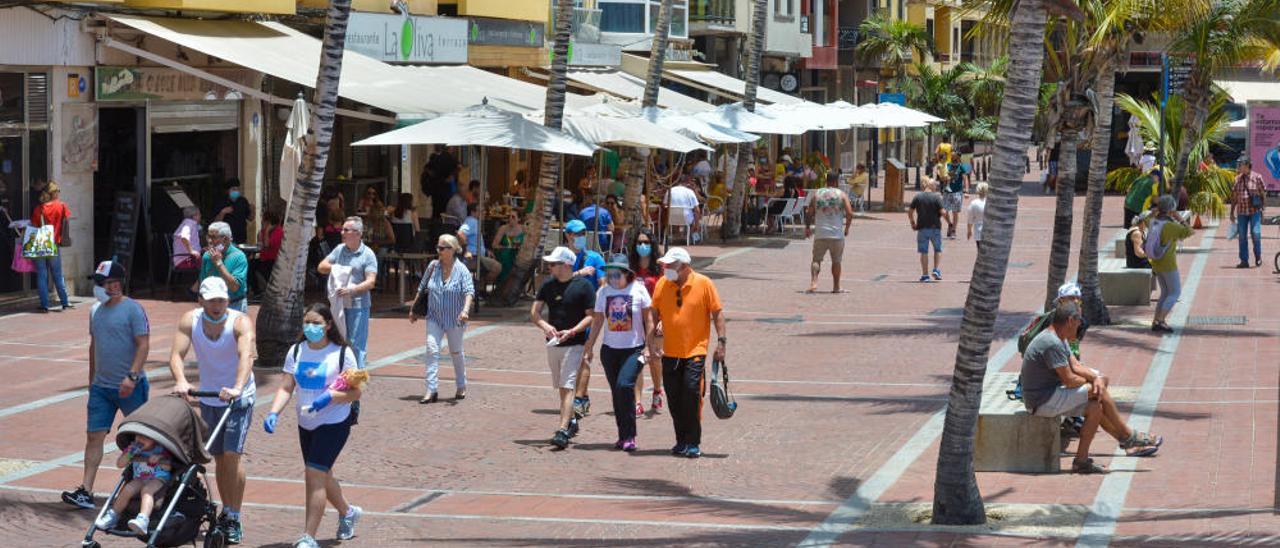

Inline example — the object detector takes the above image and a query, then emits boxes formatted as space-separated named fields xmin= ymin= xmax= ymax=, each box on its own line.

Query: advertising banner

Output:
xmin=1248 ymin=102 xmax=1280 ymax=192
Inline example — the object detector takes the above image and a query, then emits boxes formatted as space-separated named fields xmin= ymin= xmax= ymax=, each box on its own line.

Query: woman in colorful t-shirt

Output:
xmin=583 ymin=254 xmax=655 ymax=451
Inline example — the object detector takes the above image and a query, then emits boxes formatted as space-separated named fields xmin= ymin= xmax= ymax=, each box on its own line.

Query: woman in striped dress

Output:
xmin=410 ymin=234 xmax=474 ymax=404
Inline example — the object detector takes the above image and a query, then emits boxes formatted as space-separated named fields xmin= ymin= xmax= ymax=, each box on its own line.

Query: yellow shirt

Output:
xmin=936 ymin=142 xmax=954 ymax=164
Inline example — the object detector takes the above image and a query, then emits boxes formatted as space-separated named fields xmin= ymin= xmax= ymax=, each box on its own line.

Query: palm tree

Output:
xmin=1076 ymin=59 xmax=1115 ymax=324
xmin=624 ymin=0 xmax=674 ymax=234
xmin=721 ymin=0 xmax=768 ymax=240
xmin=905 ymin=62 xmax=966 ymax=163
xmin=497 ymin=0 xmax=575 ymax=304
xmin=931 ymin=0 xmax=1051 ymax=525
xmin=855 ymin=16 xmax=934 ymax=93
xmin=1167 ymin=0 xmax=1280 ymax=196
xmin=958 ymin=56 xmax=1009 ymax=118
xmin=257 ymin=0 xmax=353 ymax=367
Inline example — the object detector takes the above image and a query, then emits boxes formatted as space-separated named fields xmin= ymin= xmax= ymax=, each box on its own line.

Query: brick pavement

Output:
xmin=2 ymin=169 xmax=1279 ymax=546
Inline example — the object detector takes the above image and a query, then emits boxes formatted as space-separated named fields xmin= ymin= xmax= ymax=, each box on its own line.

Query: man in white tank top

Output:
xmin=168 ymin=277 xmax=256 ymax=544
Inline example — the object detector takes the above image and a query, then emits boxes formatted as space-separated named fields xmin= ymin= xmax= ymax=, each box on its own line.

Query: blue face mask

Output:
xmin=303 ymin=323 xmax=326 ymax=343
xmin=229 ymin=191 xmax=241 ymax=200
xmin=202 ymin=311 xmax=228 ymax=324
xmin=573 ymin=236 xmax=587 ymax=250
xmin=636 ymin=243 xmax=651 ymax=257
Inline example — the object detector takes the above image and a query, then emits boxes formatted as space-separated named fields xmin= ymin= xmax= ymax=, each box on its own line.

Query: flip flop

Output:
xmin=831 ymin=289 xmax=850 ymax=294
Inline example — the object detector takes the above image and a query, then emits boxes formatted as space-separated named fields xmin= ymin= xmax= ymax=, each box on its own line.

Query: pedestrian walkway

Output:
xmin=1 ymin=173 xmax=1278 ymax=545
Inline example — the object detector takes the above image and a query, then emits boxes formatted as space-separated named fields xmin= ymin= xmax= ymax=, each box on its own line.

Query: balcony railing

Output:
xmin=690 ymin=0 xmax=734 ymax=26
xmin=573 ymin=7 xmax=603 ymax=43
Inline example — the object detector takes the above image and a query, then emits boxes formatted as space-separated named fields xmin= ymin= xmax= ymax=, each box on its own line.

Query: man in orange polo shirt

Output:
xmin=650 ymin=247 xmax=726 ymax=458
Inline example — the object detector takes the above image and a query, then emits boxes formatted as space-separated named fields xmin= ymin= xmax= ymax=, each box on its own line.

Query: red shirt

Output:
xmin=258 ymin=225 xmax=284 ymax=261
xmin=635 ymin=264 xmax=662 ymax=297
xmin=32 ymin=200 xmax=70 ymax=244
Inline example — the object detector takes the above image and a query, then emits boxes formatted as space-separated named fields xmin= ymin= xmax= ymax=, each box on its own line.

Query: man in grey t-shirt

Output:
xmin=804 ymin=173 xmax=854 ymax=293
xmin=319 ymin=216 xmax=379 ymax=368
xmin=62 ymin=261 xmax=151 ymax=510
xmin=1018 ymin=303 xmax=1164 ymax=474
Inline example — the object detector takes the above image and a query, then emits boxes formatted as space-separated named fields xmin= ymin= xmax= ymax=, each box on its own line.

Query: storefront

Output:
xmin=0 ymin=69 xmax=51 ymax=296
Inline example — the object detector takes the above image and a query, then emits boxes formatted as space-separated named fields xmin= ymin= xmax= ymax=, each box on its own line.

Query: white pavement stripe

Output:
xmin=0 ymin=366 xmax=181 ymax=420
xmin=797 ymin=335 xmax=1021 ymax=547
xmin=1076 ymin=226 xmax=1218 ymax=548
xmin=0 ymin=322 xmax=508 ymax=487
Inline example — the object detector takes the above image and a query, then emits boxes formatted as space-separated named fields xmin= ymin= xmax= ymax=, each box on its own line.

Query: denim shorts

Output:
xmin=87 ymin=378 xmax=150 ymax=433
xmin=200 ymin=399 xmax=255 ymax=455
xmin=916 ymin=228 xmax=943 ymax=254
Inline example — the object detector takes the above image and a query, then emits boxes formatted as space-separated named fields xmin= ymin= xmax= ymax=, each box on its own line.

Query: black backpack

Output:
xmin=709 ymin=358 xmax=737 ymax=420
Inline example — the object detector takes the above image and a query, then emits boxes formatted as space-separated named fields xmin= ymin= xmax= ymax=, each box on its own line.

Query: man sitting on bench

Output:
xmin=1019 ymin=302 xmax=1164 ymax=474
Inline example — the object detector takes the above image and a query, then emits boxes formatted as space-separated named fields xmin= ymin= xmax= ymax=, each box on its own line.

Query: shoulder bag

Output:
xmin=58 ymin=203 xmax=72 ymax=247
xmin=410 ymin=260 xmax=439 ymax=318
xmin=709 ymin=358 xmax=738 ymax=420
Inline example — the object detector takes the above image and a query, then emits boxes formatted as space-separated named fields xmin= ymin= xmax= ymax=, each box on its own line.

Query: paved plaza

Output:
xmin=2 ymin=176 xmax=1279 ymax=546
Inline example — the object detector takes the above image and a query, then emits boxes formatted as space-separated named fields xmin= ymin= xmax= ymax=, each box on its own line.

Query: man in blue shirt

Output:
xmin=62 ymin=261 xmax=151 ymax=510
xmin=563 ymin=220 xmax=605 ymax=289
xmin=319 ymin=216 xmax=379 ymax=368
xmin=577 ymin=198 xmax=615 ymax=251
xmin=199 ymin=221 xmax=249 ymax=311
xmin=458 ymin=203 xmax=501 ymax=286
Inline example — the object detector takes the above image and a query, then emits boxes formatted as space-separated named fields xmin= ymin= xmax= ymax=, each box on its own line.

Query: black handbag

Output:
xmin=709 ymin=358 xmax=738 ymax=420
xmin=410 ymin=260 xmax=438 ymax=318
xmin=1250 ymin=190 xmax=1264 ymax=210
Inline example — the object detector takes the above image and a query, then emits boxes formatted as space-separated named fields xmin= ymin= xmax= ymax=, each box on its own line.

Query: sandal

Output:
xmin=1071 ymin=458 xmax=1108 ymax=474
xmin=1121 ymin=431 xmax=1162 ymax=456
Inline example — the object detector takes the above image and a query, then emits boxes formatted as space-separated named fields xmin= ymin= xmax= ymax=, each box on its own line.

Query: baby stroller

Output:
xmin=81 ymin=391 xmax=235 ymax=548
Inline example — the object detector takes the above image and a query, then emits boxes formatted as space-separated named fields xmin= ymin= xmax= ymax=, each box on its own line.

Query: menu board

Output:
xmin=109 ymin=191 xmax=139 ymax=284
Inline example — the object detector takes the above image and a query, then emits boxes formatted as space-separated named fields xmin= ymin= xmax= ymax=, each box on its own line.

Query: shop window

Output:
xmin=0 ymin=73 xmax=23 ymax=125
xmin=601 ymin=0 xmax=646 ymax=33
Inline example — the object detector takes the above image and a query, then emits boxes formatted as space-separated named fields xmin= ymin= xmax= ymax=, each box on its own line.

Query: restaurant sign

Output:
xmin=347 ymin=13 xmax=468 ymax=64
xmin=468 ymin=17 xmax=544 ymax=47
xmin=96 ymin=67 xmax=257 ymax=102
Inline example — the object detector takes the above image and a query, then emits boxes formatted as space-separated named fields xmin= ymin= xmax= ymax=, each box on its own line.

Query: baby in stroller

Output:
xmin=94 ymin=434 xmax=173 ymax=535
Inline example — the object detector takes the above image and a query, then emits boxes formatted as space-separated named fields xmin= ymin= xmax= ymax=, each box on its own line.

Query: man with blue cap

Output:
xmin=562 ymin=219 xmax=606 ymax=418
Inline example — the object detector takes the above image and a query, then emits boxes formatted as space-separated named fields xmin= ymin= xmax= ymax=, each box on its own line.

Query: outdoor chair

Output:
xmin=665 ymin=205 xmax=695 ymax=247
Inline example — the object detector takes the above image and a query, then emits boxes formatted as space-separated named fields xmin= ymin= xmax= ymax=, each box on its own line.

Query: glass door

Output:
xmin=0 ymin=134 xmax=27 ymax=293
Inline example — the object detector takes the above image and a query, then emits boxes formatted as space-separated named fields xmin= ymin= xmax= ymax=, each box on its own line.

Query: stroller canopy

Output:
xmin=116 ymin=394 xmax=212 ymax=467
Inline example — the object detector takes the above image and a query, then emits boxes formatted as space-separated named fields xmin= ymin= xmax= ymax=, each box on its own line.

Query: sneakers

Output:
xmin=684 ymin=445 xmax=701 ymax=459
xmin=127 ymin=513 xmax=150 ymax=535
xmin=621 ymin=438 xmax=637 ymax=452
xmin=1151 ymin=321 xmax=1174 ymax=334
xmin=94 ymin=508 xmax=119 ymax=531
xmin=919 ymin=275 xmax=930 ymax=282
xmin=294 ymin=534 xmax=320 ymax=548
xmin=671 ymin=443 xmax=688 ymax=455
xmin=651 ymin=391 xmax=664 ymax=411
xmin=931 ymin=268 xmax=942 ymax=281
xmin=635 ymin=402 xmax=645 ymax=418
xmin=337 ymin=505 xmax=362 ymax=540
xmin=567 ymin=418 xmax=580 ymax=438
xmin=551 ymin=429 xmax=570 ymax=449
xmin=219 ymin=513 xmax=243 ymax=544
xmin=62 ymin=486 xmax=95 ymax=509
xmin=572 ymin=397 xmax=591 ymax=418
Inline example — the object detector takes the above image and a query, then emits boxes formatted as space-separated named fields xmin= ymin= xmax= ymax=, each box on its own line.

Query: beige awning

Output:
xmin=1217 ymin=79 xmax=1280 ymax=104
xmin=663 ymin=67 xmax=805 ymax=106
xmin=564 ymin=69 xmax=715 ymax=112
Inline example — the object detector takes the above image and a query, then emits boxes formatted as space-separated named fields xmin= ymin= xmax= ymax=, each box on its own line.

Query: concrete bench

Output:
xmin=1098 ymin=256 xmax=1151 ymax=306
xmin=1113 ymin=236 xmax=1127 ymax=259
xmin=974 ymin=373 xmax=1062 ymax=473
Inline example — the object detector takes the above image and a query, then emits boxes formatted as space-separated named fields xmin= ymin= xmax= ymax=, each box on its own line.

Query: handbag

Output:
xmin=410 ymin=260 xmax=438 ymax=318
xmin=1250 ymin=189 xmax=1264 ymax=211
xmin=708 ymin=358 xmax=738 ymax=420
xmin=58 ymin=205 xmax=72 ymax=247
xmin=21 ymin=213 xmax=57 ymax=259
xmin=11 ymin=241 xmax=35 ymax=273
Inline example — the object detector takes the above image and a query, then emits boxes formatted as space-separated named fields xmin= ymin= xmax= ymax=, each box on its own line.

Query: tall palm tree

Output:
xmin=625 ymin=0 xmax=674 ymax=233
xmin=855 ymin=16 xmax=934 ymax=93
xmin=905 ymin=62 xmax=966 ymax=162
xmin=721 ymin=0 xmax=768 ymax=240
xmin=497 ymin=0 xmax=575 ymax=304
xmin=931 ymin=0 xmax=1050 ymax=525
xmin=1076 ymin=60 xmax=1115 ymax=324
xmin=1167 ymin=0 xmax=1279 ymax=196
xmin=257 ymin=0 xmax=353 ymax=366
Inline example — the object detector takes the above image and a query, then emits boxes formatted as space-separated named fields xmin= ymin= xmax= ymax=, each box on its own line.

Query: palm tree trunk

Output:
xmin=256 ymin=0 xmax=352 ymax=367
xmin=622 ymin=0 xmax=673 ymax=235
xmin=1043 ymin=129 xmax=1078 ymax=310
xmin=1077 ymin=63 xmax=1115 ymax=326
xmin=1171 ymin=79 xmax=1209 ymax=198
xmin=722 ymin=0 xmax=768 ymax=240
xmin=622 ymin=149 xmax=647 ymax=230
xmin=498 ymin=0 xmax=575 ymax=304
xmin=931 ymin=0 xmax=1046 ymax=526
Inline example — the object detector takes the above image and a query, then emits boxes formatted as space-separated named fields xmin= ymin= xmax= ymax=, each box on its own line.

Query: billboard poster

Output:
xmin=1248 ymin=102 xmax=1280 ymax=192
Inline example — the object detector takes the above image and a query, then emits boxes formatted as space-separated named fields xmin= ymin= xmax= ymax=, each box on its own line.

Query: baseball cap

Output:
xmin=1135 ymin=209 xmax=1154 ymax=224
xmin=91 ymin=260 xmax=127 ymax=286
xmin=781 ymin=154 xmax=793 ymax=163
xmin=1056 ymin=282 xmax=1082 ymax=301
xmin=658 ymin=247 xmax=692 ymax=265
xmin=564 ymin=219 xmax=587 ymax=234
xmin=602 ymin=253 xmax=632 ymax=272
xmin=542 ymin=246 xmax=577 ymax=265
xmin=199 ymin=277 xmax=230 ymax=301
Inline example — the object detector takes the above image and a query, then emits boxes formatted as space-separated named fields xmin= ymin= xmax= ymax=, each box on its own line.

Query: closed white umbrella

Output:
xmin=529 ymin=109 xmax=712 ymax=153
xmin=353 ymin=103 xmax=597 ymax=156
xmin=279 ymin=95 xmax=309 ymax=202
xmin=694 ymin=103 xmax=808 ymax=135
xmin=1125 ymin=115 xmax=1145 ymax=166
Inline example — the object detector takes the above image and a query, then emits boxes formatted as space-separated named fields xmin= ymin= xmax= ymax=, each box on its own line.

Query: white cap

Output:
xmin=781 ymin=154 xmax=793 ymax=163
xmin=1056 ymin=282 xmax=1082 ymax=301
xmin=199 ymin=277 xmax=230 ymax=301
xmin=658 ymin=247 xmax=692 ymax=265
xmin=542 ymin=246 xmax=577 ymax=265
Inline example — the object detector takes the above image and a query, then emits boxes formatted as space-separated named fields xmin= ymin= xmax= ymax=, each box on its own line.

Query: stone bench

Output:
xmin=974 ymin=373 xmax=1063 ymax=473
xmin=1113 ymin=236 xmax=1127 ymax=259
xmin=1098 ymin=256 xmax=1151 ymax=306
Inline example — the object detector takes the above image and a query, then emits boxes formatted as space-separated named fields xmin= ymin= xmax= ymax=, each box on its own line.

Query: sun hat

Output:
xmin=602 ymin=254 xmax=632 ymax=273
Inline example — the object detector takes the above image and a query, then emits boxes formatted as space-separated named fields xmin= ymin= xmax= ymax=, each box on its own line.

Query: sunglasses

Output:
xmin=675 ymin=287 xmax=683 ymax=308
xmin=436 ymin=245 xmax=452 ymax=251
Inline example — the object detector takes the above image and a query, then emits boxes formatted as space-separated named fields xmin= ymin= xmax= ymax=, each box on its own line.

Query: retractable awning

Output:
xmin=564 ymin=69 xmax=715 ymax=112
xmin=662 ymin=68 xmax=805 ymax=106
xmin=1217 ymin=79 xmax=1280 ymax=104
xmin=395 ymin=65 xmax=601 ymax=115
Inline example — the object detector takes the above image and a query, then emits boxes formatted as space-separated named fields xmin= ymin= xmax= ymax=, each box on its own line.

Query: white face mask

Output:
xmin=663 ymin=267 xmax=680 ymax=282
xmin=93 ymin=285 xmax=111 ymax=304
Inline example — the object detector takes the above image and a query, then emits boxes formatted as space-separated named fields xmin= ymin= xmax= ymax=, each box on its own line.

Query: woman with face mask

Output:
xmin=263 ymin=303 xmax=364 ymax=548
xmin=582 ymin=254 xmax=655 ymax=451
xmin=627 ymin=228 xmax=665 ymax=415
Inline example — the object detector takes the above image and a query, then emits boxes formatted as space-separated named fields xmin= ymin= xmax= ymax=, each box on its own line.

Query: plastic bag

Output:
xmin=1227 ymin=219 xmax=1238 ymax=240
xmin=11 ymin=241 xmax=35 ymax=273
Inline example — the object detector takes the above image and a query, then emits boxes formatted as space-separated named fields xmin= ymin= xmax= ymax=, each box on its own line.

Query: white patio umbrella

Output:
xmin=528 ymin=108 xmax=712 ymax=153
xmin=762 ymin=102 xmax=866 ymax=131
xmin=353 ymin=102 xmax=597 ymax=156
xmin=581 ymin=101 xmax=759 ymax=145
xmin=1124 ymin=115 xmax=1145 ymax=166
xmin=694 ymin=103 xmax=808 ymax=135
xmin=278 ymin=95 xmax=309 ymax=202
xmin=853 ymin=103 xmax=942 ymax=129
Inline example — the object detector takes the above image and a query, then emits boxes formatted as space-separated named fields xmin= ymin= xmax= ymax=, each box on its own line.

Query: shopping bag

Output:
xmin=1227 ymin=220 xmax=1238 ymax=240
xmin=11 ymin=241 xmax=35 ymax=273
xmin=21 ymin=224 xmax=57 ymax=259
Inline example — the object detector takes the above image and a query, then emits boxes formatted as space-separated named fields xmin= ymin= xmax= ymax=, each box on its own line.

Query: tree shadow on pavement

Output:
xmin=405 ymin=529 xmax=805 ymax=546
xmin=598 ymin=477 xmax=831 ymax=525
xmin=742 ymin=393 xmax=946 ymax=416
xmin=790 ymin=313 xmax=1034 ymax=342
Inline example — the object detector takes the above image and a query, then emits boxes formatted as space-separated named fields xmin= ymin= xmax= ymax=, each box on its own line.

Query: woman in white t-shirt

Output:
xmin=583 ymin=254 xmax=655 ymax=452
xmin=966 ymin=182 xmax=989 ymax=249
xmin=263 ymin=303 xmax=364 ymax=547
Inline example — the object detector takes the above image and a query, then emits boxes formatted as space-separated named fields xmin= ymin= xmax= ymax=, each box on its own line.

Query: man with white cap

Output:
xmin=531 ymin=246 xmax=597 ymax=450
xmin=650 ymin=247 xmax=726 ymax=458
xmin=168 ymin=276 xmax=257 ymax=544
xmin=62 ymin=261 xmax=151 ymax=511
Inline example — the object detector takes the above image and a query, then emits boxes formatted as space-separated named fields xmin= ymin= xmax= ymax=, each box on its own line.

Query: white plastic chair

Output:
xmin=776 ymin=199 xmax=801 ymax=234
xmin=666 ymin=205 xmax=694 ymax=247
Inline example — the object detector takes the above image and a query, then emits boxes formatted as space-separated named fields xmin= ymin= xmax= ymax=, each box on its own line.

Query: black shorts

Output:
xmin=298 ymin=416 xmax=352 ymax=472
